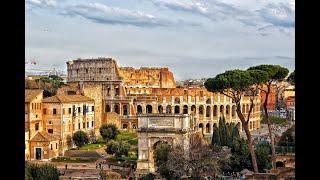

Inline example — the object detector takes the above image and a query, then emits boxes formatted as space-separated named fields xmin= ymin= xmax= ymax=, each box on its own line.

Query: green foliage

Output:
xmin=106 ymin=140 xmax=131 ymax=158
xmin=212 ymin=117 xmax=240 ymax=147
xmin=277 ymin=125 xmax=295 ymax=147
xmin=247 ymin=65 xmax=289 ymax=82
xmin=287 ymin=70 xmax=295 ymax=84
xmin=38 ymin=75 xmax=65 ymax=97
xmin=154 ymin=141 xmax=172 ymax=167
xmin=51 ymin=157 xmax=98 ymax=163
xmin=140 ymin=173 xmax=155 ymax=180
xmin=116 ymin=131 xmax=138 ymax=145
xmin=255 ymin=141 xmax=272 ymax=172
xmin=25 ymin=162 xmax=60 ymax=180
xmin=72 ymin=131 xmax=89 ymax=148
xmin=261 ymin=116 xmax=288 ymax=125
xmin=99 ymin=124 xmax=120 ymax=142
xmin=205 ymin=70 xmax=254 ymax=93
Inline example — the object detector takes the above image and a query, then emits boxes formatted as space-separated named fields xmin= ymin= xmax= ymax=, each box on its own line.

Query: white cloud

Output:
xmin=151 ymin=0 xmax=294 ymax=35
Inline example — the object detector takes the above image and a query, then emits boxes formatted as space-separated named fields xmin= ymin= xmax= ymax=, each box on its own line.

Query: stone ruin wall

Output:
xmin=118 ymin=67 xmax=176 ymax=88
xmin=66 ymin=58 xmax=121 ymax=82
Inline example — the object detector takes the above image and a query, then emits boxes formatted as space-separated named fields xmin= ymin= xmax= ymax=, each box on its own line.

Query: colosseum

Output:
xmin=62 ymin=57 xmax=261 ymax=137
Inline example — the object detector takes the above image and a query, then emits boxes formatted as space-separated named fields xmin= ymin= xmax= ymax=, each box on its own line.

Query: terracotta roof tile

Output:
xmin=42 ymin=95 xmax=94 ymax=103
xmin=29 ymin=131 xmax=60 ymax=142
xmin=25 ymin=89 xmax=43 ymax=102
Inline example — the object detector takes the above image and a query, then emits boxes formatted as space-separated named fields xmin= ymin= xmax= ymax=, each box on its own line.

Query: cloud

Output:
xmin=257 ymin=2 xmax=295 ymax=28
xmin=151 ymin=0 xmax=294 ymax=35
xmin=26 ymin=0 xmax=57 ymax=8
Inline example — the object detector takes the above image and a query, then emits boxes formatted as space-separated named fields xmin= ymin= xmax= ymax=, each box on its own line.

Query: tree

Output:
xmin=248 ymin=65 xmax=289 ymax=169
xmin=25 ymin=162 xmax=60 ymax=180
xmin=287 ymin=70 xmax=295 ymax=85
xmin=105 ymin=140 xmax=130 ymax=158
xmin=37 ymin=75 xmax=65 ymax=97
xmin=212 ymin=125 xmax=221 ymax=147
xmin=255 ymin=142 xmax=272 ymax=172
xmin=157 ymin=133 xmax=221 ymax=179
xmin=212 ymin=118 xmax=240 ymax=147
xmin=277 ymin=125 xmax=295 ymax=147
xmin=205 ymin=69 xmax=268 ymax=172
xmin=99 ymin=124 xmax=120 ymax=142
xmin=72 ymin=131 xmax=89 ymax=148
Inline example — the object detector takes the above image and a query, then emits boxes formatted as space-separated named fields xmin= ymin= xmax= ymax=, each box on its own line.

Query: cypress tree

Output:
xmin=212 ymin=126 xmax=221 ymax=146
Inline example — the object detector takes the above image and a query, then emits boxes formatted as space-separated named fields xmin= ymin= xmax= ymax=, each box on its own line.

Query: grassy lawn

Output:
xmin=51 ymin=157 xmax=98 ymax=163
xmin=261 ymin=116 xmax=288 ymax=126
xmin=116 ymin=131 xmax=138 ymax=146
xmin=78 ymin=143 xmax=106 ymax=150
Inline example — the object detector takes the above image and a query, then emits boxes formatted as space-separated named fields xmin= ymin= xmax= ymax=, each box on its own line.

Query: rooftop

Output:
xmin=25 ymin=89 xmax=43 ymax=102
xmin=29 ymin=131 xmax=60 ymax=142
xmin=42 ymin=95 xmax=94 ymax=103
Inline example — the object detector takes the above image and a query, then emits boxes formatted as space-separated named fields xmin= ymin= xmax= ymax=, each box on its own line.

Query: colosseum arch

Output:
xmin=183 ymin=105 xmax=188 ymax=114
xmin=166 ymin=105 xmax=172 ymax=114
xmin=158 ymin=105 xmax=163 ymax=113
xmin=114 ymin=104 xmax=120 ymax=114
xmin=232 ymin=105 xmax=236 ymax=117
xmin=199 ymin=123 xmax=204 ymax=134
xmin=137 ymin=105 xmax=143 ymax=114
xmin=206 ymin=106 xmax=211 ymax=117
xmin=146 ymin=105 xmax=153 ymax=114
xmin=220 ymin=105 xmax=224 ymax=116
xmin=191 ymin=105 xmax=196 ymax=114
xmin=123 ymin=105 xmax=128 ymax=115
xmin=206 ymin=123 xmax=211 ymax=133
xmin=213 ymin=105 xmax=218 ymax=116
xmin=174 ymin=97 xmax=180 ymax=104
xmin=105 ymin=104 xmax=111 ymax=112
xmin=226 ymin=105 xmax=230 ymax=115
xmin=174 ymin=105 xmax=180 ymax=114
xmin=199 ymin=105 xmax=204 ymax=115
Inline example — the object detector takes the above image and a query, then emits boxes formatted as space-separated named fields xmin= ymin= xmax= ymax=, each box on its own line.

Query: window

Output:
xmin=78 ymin=123 xmax=80 ymax=129
xmin=200 ymin=91 xmax=203 ymax=97
xmin=87 ymin=122 xmax=89 ymax=128
xmin=56 ymin=143 xmax=58 ymax=149
xmin=69 ymin=108 xmax=71 ymax=114
xmin=48 ymin=129 xmax=53 ymax=134
xmin=51 ymin=144 xmax=52 ymax=150
xmin=32 ymin=103 xmax=34 ymax=109
xmin=86 ymin=69 xmax=88 ymax=73
xmin=35 ymin=114 xmax=38 ymax=118
xmin=63 ymin=108 xmax=65 ymax=115
xmin=99 ymin=68 xmax=102 ymax=73
xmin=83 ymin=123 xmax=85 ymax=128
xmin=92 ymin=106 xmax=94 ymax=111
xmin=43 ymin=108 xmax=47 ymax=114
xmin=49 ymin=121 xmax=52 ymax=124
xmin=78 ymin=107 xmax=81 ymax=113
xmin=53 ymin=108 xmax=57 ymax=115
xmin=35 ymin=123 xmax=39 ymax=131
xmin=91 ymin=121 xmax=94 ymax=127
xmin=184 ymin=90 xmax=187 ymax=95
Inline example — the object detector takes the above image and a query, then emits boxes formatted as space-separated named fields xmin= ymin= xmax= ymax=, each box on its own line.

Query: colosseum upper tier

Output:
xmin=64 ymin=57 xmax=261 ymax=136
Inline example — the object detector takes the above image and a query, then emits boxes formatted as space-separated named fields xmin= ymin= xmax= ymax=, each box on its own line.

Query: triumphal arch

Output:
xmin=135 ymin=114 xmax=196 ymax=175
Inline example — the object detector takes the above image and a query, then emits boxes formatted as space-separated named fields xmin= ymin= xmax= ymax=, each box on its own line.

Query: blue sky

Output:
xmin=25 ymin=0 xmax=294 ymax=80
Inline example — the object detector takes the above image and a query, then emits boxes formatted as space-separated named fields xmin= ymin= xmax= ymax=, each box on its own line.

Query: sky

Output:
xmin=25 ymin=0 xmax=295 ymax=80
